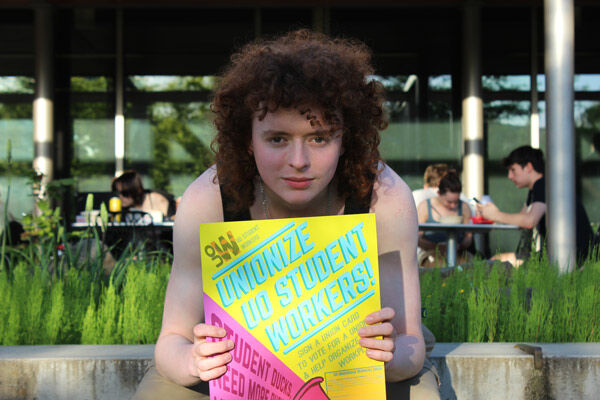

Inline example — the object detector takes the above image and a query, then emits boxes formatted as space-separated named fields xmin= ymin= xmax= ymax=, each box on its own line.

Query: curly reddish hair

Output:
xmin=212 ymin=29 xmax=387 ymax=211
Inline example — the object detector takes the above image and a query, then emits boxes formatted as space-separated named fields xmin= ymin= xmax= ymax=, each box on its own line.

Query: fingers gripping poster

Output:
xmin=200 ymin=214 xmax=386 ymax=400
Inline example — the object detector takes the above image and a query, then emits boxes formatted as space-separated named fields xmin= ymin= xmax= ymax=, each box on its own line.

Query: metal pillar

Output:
xmin=115 ymin=8 xmax=125 ymax=177
xmin=461 ymin=2 xmax=484 ymax=201
xmin=531 ymin=6 xmax=540 ymax=149
xmin=33 ymin=5 xmax=54 ymax=200
xmin=544 ymin=0 xmax=576 ymax=272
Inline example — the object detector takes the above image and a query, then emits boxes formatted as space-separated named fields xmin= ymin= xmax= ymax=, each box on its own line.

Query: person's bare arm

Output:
xmin=479 ymin=201 xmax=546 ymax=229
xmin=154 ymin=167 xmax=233 ymax=386
xmin=358 ymin=165 xmax=425 ymax=382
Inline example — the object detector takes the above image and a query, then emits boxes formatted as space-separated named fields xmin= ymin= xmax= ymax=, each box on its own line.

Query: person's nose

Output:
xmin=288 ymin=141 xmax=310 ymax=170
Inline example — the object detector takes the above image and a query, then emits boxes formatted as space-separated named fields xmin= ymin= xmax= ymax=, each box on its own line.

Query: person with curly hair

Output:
xmin=134 ymin=30 xmax=439 ymax=399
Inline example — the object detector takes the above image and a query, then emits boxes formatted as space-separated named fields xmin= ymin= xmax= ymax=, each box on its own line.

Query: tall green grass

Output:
xmin=1 ymin=259 xmax=169 ymax=345
xmin=421 ymin=255 xmax=600 ymax=342
xmin=1 ymin=244 xmax=599 ymax=344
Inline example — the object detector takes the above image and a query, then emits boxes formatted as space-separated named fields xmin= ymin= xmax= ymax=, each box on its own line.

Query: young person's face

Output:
xmin=250 ymin=107 xmax=343 ymax=210
xmin=438 ymin=191 xmax=460 ymax=211
xmin=507 ymin=163 xmax=530 ymax=189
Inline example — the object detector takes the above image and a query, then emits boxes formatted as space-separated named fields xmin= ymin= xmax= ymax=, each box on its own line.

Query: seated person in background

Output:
xmin=417 ymin=171 xmax=473 ymax=267
xmin=111 ymin=170 xmax=172 ymax=220
xmin=412 ymin=163 xmax=475 ymax=215
xmin=412 ymin=163 xmax=448 ymax=207
xmin=478 ymin=145 xmax=595 ymax=267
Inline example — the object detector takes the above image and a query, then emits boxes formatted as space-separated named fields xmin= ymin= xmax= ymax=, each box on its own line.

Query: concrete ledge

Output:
xmin=431 ymin=343 xmax=600 ymax=399
xmin=1 ymin=343 xmax=599 ymax=399
xmin=0 ymin=345 xmax=153 ymax=400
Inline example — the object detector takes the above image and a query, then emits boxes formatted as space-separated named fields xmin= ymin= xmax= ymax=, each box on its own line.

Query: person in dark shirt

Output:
xmin=478 ymin=145 xmax=595 ymax=266
xmin=134 ymin=30 xmax=439 ymax=400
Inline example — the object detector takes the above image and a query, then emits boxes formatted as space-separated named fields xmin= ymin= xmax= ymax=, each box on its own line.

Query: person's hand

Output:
xmin=188 ymin=323 xmax=234 ymax=381
xmin=358 ymin=307 xmax=396 ymax=362
xmin=477 ymin=202 xmax=499 ymax=221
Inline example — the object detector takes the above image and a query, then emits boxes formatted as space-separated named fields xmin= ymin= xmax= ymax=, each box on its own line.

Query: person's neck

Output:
xmin=527 ymin=173 xmax=544 ymax=190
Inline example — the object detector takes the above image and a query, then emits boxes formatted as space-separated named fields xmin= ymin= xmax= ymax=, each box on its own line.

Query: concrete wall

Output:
xmin=0 ymin=345 xmax=152 ymax=400
xmin=1 ymin=343 xmax=599 ymax=399
xmin=431 ymin=343 xmax=600 ymax=399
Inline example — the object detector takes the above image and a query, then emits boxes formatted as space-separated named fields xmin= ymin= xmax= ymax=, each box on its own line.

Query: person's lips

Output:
xmin=282 ymin=177 xmax=313 ymax=189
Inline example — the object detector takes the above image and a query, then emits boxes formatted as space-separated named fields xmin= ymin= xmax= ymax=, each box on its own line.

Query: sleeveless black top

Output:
xmin=220 ymin=185 xmax=371 ymax=222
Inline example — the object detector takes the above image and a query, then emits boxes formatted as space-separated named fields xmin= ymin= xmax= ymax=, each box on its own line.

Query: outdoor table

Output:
xmin=418 ymin=222 xmax=520 ymax=267
xmin=71 ymin=221 xmax=175 ymax=257
xmin=71 ymin=221 xmax=174 ymax=230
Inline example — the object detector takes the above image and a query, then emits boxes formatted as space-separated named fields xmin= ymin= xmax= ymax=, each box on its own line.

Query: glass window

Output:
xmin=0 ymin=76 xmax=34 ymax=219
xmin=71 ymin=76 xmax=115 ymax=192
xmin=0 ymin=76 xmax=34 ymax=94
xmin=482 ymin=75 xmax=531 ymax=92
xmin=374 ymin=75 xmax=459 ymax=191
xmin=126 ymin=75 xmax=216 ymax=198
xmin=574 ymin=99 xmax=600 ymax=224
xmin=574 ymin=74 xmax=600 ymax=92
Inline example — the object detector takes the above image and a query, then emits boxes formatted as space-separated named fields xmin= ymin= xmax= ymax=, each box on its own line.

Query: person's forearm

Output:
xmin=155 ymin=333 xmax=199 ymax=387
xmin=385 ymin=334 xmax=425 ymax=382
xmin=493 ymin=211 xmax=537 ymax=229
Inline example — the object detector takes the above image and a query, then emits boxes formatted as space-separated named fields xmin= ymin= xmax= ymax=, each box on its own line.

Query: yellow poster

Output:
xmin=200 ymin=214 xmax=385 ymax=400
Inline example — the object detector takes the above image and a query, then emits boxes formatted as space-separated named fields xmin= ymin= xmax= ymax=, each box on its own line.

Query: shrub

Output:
xmin=420 ymin=257 xmax=600 ymax=342
xmin=1 ymin=233 xmax=598 ymax=344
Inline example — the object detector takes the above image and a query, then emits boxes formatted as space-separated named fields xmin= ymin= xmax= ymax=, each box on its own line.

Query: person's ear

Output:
xmin=525 ymin=162 xmax=534 ymax=173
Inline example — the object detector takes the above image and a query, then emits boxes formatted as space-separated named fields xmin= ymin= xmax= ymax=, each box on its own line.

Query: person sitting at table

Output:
xmin=412 ymin=163 xmax=474 ymax=215
xmin=111 ymin=170 xmax=175 ymax=221
xmin=412 ymin=163 xmax=448 ymax=207
xmin=478 ymin=145 xmax=595 ymax=267
xmin=416 ymin=171 xmax=473 ymax=267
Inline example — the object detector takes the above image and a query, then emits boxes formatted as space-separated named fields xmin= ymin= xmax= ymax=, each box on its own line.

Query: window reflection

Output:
xmin=0 ymin=76 xmax=34 ymax=219
xmin=71 ymin=76 xmax=115 ymax=192
xmin=126 ymin=75 xmax=216 ymax=198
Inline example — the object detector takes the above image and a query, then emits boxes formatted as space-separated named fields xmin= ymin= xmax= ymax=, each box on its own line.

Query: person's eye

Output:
xmin=312 ymin=136 xmax=328 ymax=144
xmin=269 ymin=136 xmax=285 ymax=144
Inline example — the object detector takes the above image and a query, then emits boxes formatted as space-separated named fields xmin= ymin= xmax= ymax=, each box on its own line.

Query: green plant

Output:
xmin=1 ymin=139 xmax=14 ymax=271
xmin=420 ymin=255 xmax=600 ymax=343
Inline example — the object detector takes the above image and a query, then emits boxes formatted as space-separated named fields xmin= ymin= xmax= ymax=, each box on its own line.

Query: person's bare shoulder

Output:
xmin=176 ymin=166 xmax=223 ymax=225
xmin=372 ymin=164 xmax=416 ymax=217
xmin=172 ymin=166 xmax=224 ymax=268
xmin=372 ymin=164 xmax=418 ymax=253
